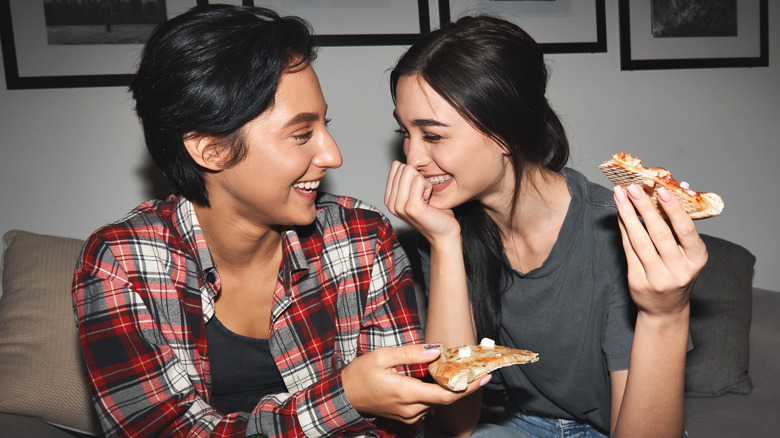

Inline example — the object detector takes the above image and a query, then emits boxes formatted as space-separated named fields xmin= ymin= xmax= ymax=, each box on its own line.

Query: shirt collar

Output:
xmin=172 ymin=196 xmax=220 ymax=322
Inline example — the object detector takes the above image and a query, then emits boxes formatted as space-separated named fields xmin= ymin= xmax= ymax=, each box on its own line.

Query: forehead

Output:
xmin=395 ymin=75 xmax=461 ymax=125
xmin=255 ymin=64 xmax=325 ymax=125
xmin=396 ymin=75 xmax=457 ymax=119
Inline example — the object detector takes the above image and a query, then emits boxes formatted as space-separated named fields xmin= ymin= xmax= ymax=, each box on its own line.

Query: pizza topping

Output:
xmin=599 ymin=153 xmax=724 ymax=219
xmin=480 ymin=338 xmax=495 ymax=348
xmin=428 ymin=343 xmax=540 ymax=391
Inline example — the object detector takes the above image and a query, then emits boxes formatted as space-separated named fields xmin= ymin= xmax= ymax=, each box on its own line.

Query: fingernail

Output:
xmin=627 ymin=184 xmax=644 ymax=200
xmin=657 ymin=186 xmax=673 ymax=203
xmin=479 ymin=375 xmax=492 ymax=386
xmin=423 ymin=344 xmax=441 ymax=357
xmin=614 ymin=185 xmax=627 ymax=205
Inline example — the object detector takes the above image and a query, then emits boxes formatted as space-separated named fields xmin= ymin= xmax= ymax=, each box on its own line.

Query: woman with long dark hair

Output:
xmin=385 ymin=15 xmax=703 ymax=437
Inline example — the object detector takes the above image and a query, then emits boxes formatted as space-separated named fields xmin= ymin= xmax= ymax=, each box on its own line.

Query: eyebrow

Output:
xmin=392 ymin=110 xmax=448 ymax=128
xmin=283 ymin=112 xmax=321 ymax=129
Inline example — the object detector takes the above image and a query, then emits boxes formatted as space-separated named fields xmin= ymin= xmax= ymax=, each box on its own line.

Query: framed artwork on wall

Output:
xmin=619 ymin=0 xmax=769 ymax=70
xmin=439 ymin=0 xmax=607 ymax=54
xmin=225 ymin=0 xmax=431 ymax=47
xmin=1 ymin=0 xmax=432 ymax=90
xmin=0 ymin=0 xmax=197 ymax=89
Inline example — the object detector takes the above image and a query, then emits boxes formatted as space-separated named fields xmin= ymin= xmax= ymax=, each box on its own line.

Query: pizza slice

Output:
xmin=599 ymin=153 xmax=724 ymax=219
xmin=428 ymin=338 xmax=539 ymax=392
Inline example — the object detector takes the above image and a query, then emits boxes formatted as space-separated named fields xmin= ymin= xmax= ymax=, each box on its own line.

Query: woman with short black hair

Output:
xmin=73 ymin=6 xmax=481 ymax=437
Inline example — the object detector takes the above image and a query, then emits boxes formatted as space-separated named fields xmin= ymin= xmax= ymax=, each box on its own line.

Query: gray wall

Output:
xmin=1 ymin=1 xmax=778 ymax=290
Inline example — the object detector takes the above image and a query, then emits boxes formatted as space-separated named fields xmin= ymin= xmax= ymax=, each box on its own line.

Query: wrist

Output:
xmin=636 ymin=304 xmax=690 ymax=335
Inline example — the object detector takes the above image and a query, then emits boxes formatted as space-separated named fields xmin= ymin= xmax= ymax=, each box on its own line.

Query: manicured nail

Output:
xmin=614 ymin=185 xmax=627 ymax=205
xmin=657 ymin=186 xmax=673 ymax=204
xmin=479 ymin=375 xmax=492 ymax=386
xmin=423 ymin=344 xmax=441 ymax=357
xmin=627 ymin=184 xmax=644 ymax=200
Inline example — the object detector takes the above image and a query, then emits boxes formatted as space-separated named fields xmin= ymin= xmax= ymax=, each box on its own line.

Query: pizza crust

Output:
xmin=599 ymin=153 xmax=724 ymax=219
xmin=428 ymin=342 xmax=539 ymax=392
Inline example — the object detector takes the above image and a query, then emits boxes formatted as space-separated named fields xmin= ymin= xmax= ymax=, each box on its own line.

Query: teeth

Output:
xmin=427 ymin=175 xmax=452 ymax=184
xmin=294 ymin=180 xmax=321 ymax=191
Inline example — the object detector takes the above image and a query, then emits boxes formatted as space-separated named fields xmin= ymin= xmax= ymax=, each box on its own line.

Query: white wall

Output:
xmin=1 ymin=1 xmax=778 ymax=290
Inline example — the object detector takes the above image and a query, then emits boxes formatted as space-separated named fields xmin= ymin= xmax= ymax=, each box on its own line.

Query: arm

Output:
xmin=73 ymin=237 xmax=367 ymax=437
xmin=609 ymin=184 xmax=705 ymax=438
xmin=384 ymin=161 xmax=483 ymax=436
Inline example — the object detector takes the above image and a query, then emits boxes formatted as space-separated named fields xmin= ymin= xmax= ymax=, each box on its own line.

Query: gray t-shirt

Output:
xmin=420 ymin=168 xmax=634 ymax=433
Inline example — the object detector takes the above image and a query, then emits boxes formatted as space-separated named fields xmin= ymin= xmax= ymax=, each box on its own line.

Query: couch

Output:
xmin=0 ymin=229 xmax=778 ymax=437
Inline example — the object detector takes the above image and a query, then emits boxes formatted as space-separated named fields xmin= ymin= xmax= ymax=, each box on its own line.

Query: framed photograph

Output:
xmin=439 ymin=0 xmax=606 ymax=53
xmin=619 ymin=0 xmax=768 ymax=70
xmin=1 ymin=0 xmax=198 ymax=89
xmin=225 ymin=0 xmax=431 ymax=47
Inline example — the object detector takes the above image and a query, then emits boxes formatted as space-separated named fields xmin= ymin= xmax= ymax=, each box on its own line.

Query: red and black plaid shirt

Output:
xmin=73 ymin=193 xmax=426 ymax=437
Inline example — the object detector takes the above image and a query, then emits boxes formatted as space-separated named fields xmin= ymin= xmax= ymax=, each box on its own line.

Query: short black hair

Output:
xmin=130 ymin=5 xmax=317 ymax=206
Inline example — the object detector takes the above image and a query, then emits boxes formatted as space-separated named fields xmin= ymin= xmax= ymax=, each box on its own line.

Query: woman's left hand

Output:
xmin=614 ymin=184 xmax=708 ymax=318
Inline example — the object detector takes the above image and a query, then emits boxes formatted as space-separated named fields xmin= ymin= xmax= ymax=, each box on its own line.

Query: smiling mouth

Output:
xmin=293 ymin=180 xmax=321 ymax=192
xmin=427 ymin=174 xmax=452 ymax=184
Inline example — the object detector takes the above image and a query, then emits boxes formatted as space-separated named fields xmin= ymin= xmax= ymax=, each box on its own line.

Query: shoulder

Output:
xmin=563 ymin=167 xmax=617 ymax=218
xmin=81 ymin=198 xmax=179 ymax=264
xmin=563 ymin=167 xmax=624 ymax=259
xmin=314 ymin=192 xmax=389 ymax=232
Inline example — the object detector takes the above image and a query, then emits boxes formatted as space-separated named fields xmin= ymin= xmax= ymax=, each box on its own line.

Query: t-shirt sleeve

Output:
xmin=602 ymin=273 xmax=635 ymax=371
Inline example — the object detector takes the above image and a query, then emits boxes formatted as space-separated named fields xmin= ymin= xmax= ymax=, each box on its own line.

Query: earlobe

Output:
xmin=183 ymin=132 xmax=222 ymax=170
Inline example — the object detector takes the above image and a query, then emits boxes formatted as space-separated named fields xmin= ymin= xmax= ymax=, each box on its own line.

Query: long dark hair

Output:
xmin=130 ymin=5 xmax=316 ymax=206
xmin=390 ymin=15 xmax=570 ymax=340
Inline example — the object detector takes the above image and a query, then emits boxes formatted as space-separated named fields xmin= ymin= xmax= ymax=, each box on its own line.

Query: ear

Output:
xmin=183 ymin=132 xmax=223 ymax=171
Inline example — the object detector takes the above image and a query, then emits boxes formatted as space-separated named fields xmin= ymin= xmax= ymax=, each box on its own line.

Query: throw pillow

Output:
xmin=0 ymin=230 xmax=101 ymax=435
xmin=685 ymin=234 xmax=755 ymax=397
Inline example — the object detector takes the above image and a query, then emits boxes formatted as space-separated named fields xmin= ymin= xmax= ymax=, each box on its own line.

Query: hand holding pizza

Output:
xmin=341 ymin=344 xmax=489 ymax=424
xmin=613 ymin=182 xmax=707 ymax=318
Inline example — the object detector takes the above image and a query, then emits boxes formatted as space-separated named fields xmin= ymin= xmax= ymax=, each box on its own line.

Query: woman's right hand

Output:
xmin=341 ymin=344 xmax=489 ymax=424
xmin=384 ymin=160 xmax=460 ymax=243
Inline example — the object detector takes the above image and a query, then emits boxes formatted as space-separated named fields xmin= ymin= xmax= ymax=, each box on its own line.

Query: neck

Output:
xmin=483 ymin=166 xmax=570 ymax=238
xmin=193 ymin=202 xmax=283 ymax=270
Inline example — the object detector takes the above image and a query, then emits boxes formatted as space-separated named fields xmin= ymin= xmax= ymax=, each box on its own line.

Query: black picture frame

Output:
xmin=1 ymin=0 xmax=431 ymax=90
xmin=619 ymin=0 xmax=769 ymax=71
xmin=210 ymin=0 xmax=430 ymax=47
xmin=1 ymin=0 xmax=198 ymax=89
xmin=439 ymin=0 xmax=606 ymax=54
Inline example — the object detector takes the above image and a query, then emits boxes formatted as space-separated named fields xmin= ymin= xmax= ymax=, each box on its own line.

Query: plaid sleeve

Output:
xmin=73 ymin=234 xmax=344 ymax=438
xmin=73 ymin=236 xmax=235 ymax=437
xmin=361 ymin=218 xmax=427 ymax=378
xmin=360 ymin=218 xmax=427 ymax=437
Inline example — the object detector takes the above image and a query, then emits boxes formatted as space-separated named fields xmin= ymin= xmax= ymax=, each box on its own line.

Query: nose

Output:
xmin=315 ymin=130 xmax=343 ymax=169
xmin=404 ymin=137 xmax=429 ymax=170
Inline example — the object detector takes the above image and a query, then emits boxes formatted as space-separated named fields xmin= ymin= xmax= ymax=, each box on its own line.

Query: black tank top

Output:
xmin=206 ymin=315 xmax=287 ymax=414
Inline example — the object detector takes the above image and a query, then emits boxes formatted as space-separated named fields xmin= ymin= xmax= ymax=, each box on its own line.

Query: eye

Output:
xmin=293 ymin=129 xmax=314 ymax=143
xmin=394 ymin=128 xmax=409 ymax=138
xmin=423 ymin=133 xmax=443 ymax=142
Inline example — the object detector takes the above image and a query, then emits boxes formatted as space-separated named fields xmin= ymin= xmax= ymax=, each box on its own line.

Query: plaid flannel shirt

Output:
xmin=72 ymin=193 xmax=426 ymax=437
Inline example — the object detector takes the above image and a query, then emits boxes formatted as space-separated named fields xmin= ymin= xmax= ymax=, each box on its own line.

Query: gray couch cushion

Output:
xmin=685 ymin=288 xmax=780 ymax=435
xmin=685 ymin=234 xmax=755 ymax=397
xmin=0 ymin=230 xmax=101 ymax=435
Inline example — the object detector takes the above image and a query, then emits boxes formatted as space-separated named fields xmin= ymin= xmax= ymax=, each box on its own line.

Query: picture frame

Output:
xmin=439 ymin=0 xmax=607 ymax=54
xmin=619 ymin=0 xmax=768 ymax=70
xmin=228 ymin=0 xmax=431 ymax=47
xmin=1 ymin=0 xmax=198 ymax=89
xmin=1 ymin=0 xmax=432 ymax=90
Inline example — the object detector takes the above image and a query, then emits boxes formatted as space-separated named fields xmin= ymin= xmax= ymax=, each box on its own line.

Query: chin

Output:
xmin=291 ymin=209 xmax=318 ymax=226
xmin=428 ymin=195 xmax=460 ymax=211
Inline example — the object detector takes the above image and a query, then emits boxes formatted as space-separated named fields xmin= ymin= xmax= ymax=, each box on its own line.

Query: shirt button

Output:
xmin=206 ymin=271 xmax=216 ymax=284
